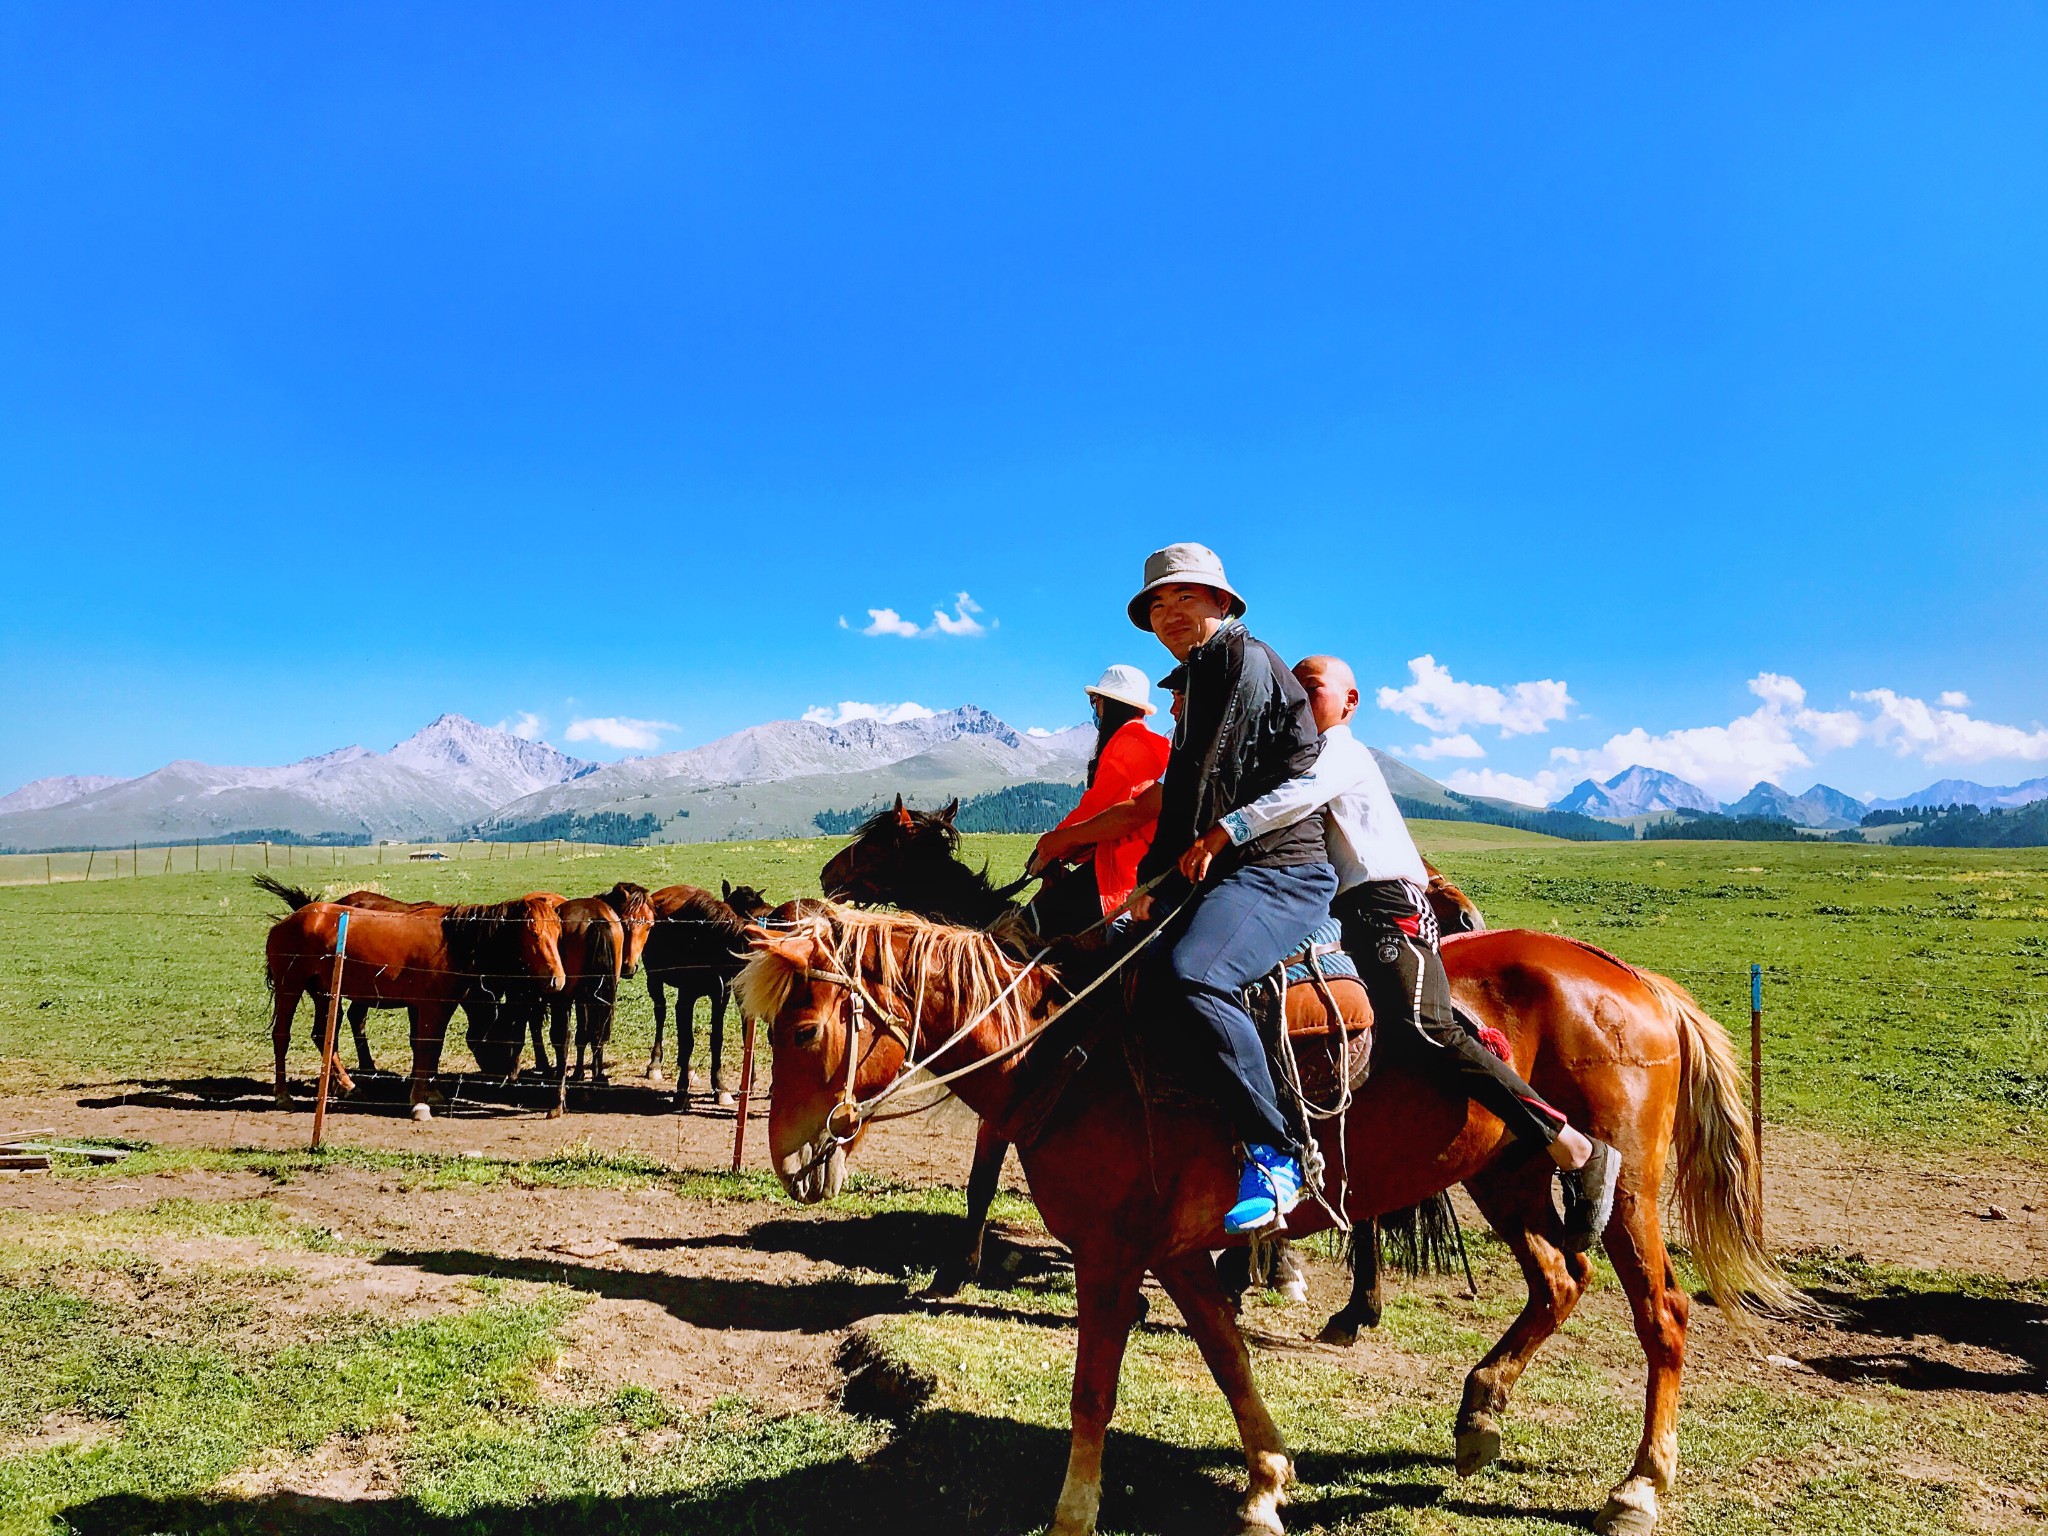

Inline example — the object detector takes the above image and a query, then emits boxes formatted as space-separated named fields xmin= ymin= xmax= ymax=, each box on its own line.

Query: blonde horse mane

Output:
xmin=737 ymin=903 xmax=1053 ymax=1047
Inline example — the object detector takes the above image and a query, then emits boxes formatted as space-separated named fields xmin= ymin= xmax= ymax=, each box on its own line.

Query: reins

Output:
xmin=783 ymin=874 xmax=1187 ymax=1181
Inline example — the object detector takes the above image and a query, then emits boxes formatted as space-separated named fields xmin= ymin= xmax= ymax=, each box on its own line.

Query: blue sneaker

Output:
xmin=1224 ymin=1145 xmax=1304 ymax=1234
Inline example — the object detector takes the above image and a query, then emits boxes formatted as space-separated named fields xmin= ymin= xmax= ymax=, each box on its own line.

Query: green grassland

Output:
xmin=1 ymin=829 xmax=2044 ymax=1155
xmin=2 ymin=1159 xmax=2041 ymax=1535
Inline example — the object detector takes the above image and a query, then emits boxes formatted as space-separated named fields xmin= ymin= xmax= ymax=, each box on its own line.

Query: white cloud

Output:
xmin=1407 ymin=733 xmax=1486 ymax=760
xmin=1377 ymin=656 xmax=1572 ymax=738
xmin=1852 ymin=689 xmax=2048 ymax=764
xmin=1445 ymin=768 xmax=1569 ymax=808
xmin=1026 ymin=726 xmax=1054 ymax=738
xmin=1939 ymin=690 xmax=1971 ymax=708
xmin=861 ymin=608 xmax=923 ymax=638
xmin=564 ymin=716 xmax=678 ymax=751
xmin=494 ymin=711 xmax=544 ymax=741
xmin=930 ymin=592 xmax=986 ymax=637
xmin=1548 ymin=674 xmax=1833 ymax=799
xmin=802 ymin=701 xmax=938 ymax=727
xmin=855 ymin=591 xmax=994 ymax=638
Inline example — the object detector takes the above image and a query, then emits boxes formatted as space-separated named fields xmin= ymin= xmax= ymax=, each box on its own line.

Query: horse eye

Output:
xmin=792 ymin=1022 xmax=822 ymax=1048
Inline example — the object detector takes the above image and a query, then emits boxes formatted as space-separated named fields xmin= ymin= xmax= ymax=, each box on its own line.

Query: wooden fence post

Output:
xmin=84 ymin=849 xmax=95 ymax=880
xmin=311 ymin=912 xmax=352 ymax=1151
xmin=45 ymin=855 xmax=51 ymax=884
xmin=133 ymin=841 xmax=139 ymax=879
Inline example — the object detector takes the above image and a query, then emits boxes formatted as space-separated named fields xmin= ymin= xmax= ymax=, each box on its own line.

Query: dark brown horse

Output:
xmin=816 ymin=803 xmax=1485 ymax=1316
xmin=744 ymin=905 xmax=1792 ymax=1536
xmin=642 ymin=880 xmax=773 ymax=1106
xmin=266 ymin=894 xmax=565 ymax=1116
xmin=540 ymin=896 xmax=624 ymax=1114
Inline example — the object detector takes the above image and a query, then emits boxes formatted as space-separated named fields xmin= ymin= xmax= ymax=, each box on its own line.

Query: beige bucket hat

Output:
xmin=1126 ymin=542 xmax=1247 ymax=630
xmin=1084 ymin=664 xmax=1156 ymax=714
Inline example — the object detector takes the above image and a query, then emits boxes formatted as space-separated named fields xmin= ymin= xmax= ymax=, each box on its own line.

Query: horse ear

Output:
xmin=939 ymin=798 xmax=959 ymax=826
xmin=894 ymin=794 xmax=915 ymax=830
xmin=722 ymin=878 xmax=733 ymax=901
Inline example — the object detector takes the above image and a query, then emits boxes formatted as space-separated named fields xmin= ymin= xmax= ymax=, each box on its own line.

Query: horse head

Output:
xmin=720 ymin=879 xmax=773 ymax=922
xmin=819 ymin=793 xmax=961 ymax=907
xmin=603 ymin=882 xmax=656 ymax=977
xmin=737 ymin=905 xmax=907 ymax=1203
xmin=518 ymin=893 xmax=568 ymax=991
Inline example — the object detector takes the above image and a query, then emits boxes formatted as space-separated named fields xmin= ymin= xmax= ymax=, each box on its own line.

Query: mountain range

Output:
xmin=1545 ymin=765 xmax=2048 ymax=828
xmin=11 ymin=707 xmax=2047 ymax=850
xmin=0 ymin=709 xmax=1093 ymax=850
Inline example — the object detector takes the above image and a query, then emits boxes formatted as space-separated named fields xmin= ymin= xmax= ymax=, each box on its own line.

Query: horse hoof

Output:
xmin=1595 ymin=1479 xmax=1659 ymax=1536
xmin=715 ymin=1090 xmax=736 ymax=1109
xmin=274 ymin=1090 xmax=293 ymax=1110
xmin=1455 ymin=1425 xmax=1500 ymax=1478
xmin=410 ymin=1102 xmax=433 ymax=1122
xmin=924 ymin=1264 xmax=969 ymax=1299
xmin=645 ymin=1066 xmax=664 ymax=1085
xmin=1272 ymin=1278 xmax=1307 ymax=1304
xmin=1316 ymin=1319 xmax=1359 ymax=1348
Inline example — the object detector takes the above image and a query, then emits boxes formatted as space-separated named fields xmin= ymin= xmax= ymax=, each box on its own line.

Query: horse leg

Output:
xmin=550 ymin=1000 xmax=574 ymax=1120
xmin=1153 ymin=1250 xmax=1292 ymax=1534
xmin=1318 ymin=1217 xmax=1385 ymax=1345
xmin=408 ymin=1002 xmax=453 ymax=1116
xmin=348 ymin=1000 xmax=376 ymax=1074
xmin=645 ymin=975 xmax=667 ymax=1082
xmin=1049 ymin=1257 xmax=1147 ymax=1536
xmin=306 ymin=990 xmax=357 ymax=1096
xmin=1452 ymin=1162 xmax=1593 ymax=1478
xmin=590 ymin=990 xmax=611 ymax=1087
xmin=549 ymin=996 xmax=571 ymax=1089
xmin=525 ymin=996 xmax=553 ymax=1079
xmin=1590 ymin=1157 xmax=1688 ymax=1536
xmin=708 ymin=983 xmax=731 ymax=1105
xmin=928 ymin=1121 xmax=1007 ymax=1297
xmin=271 ymin=982 xmax=303 ymax=1108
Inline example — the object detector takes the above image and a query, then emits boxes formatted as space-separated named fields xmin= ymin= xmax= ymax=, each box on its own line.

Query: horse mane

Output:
xmin=443 ymin=896 xmax=550 ymax=980
xmin=737 ymin=903 xmax=1052 ymax=1048
xmin=663 ymin=884 xmax=749 ymax=941
xmin=601 ymin=880 xmax=652 ymax=917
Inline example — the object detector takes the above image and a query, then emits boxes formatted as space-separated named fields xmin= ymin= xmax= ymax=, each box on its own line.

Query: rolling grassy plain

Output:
xmin=1 ymin=827 xmax=2042 ymax=1155
xmin=2 ymin=829 xmax=2045 ymax=1534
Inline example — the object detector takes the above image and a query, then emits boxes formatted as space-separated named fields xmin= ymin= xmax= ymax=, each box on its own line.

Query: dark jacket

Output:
xmin=1138 ymin=620 xmax=1327 ymax=899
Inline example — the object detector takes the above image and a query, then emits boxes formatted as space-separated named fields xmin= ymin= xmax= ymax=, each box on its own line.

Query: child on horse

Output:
xmin=1123 ymin=543 xmax=1336 ymax=1235
xmin=1178 ymin=652 xmax=1623 ymax=1251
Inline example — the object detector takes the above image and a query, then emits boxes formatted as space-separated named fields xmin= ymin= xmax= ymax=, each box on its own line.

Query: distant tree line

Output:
xmin=1394 ymin=792 xmax=1633 ymax=843
xmin=1886 ymin=801 xmax=2048 ymax=848
xmin=815 ymin=782 xmax=1086 ymax=838
xmin=1643 ymin=812 xmax=1807 ymax=842
xmin=477 ymin=811 xmax=662 ymax=845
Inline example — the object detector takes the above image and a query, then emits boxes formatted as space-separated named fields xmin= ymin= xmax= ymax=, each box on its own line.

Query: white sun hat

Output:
xmin=1126 ymin=542 xmax=1247 ymax=630
xmin=1084 ymin=664 xmax=1157 ymax=714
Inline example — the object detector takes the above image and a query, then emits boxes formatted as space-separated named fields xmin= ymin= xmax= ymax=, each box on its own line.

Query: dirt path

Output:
xmin=3 ymin=1074 xmax=2042 ymax=1280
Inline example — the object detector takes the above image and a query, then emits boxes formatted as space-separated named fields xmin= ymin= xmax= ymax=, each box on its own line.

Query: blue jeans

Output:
xmin=1163 ymin=860 xmax=1338 ymax=1154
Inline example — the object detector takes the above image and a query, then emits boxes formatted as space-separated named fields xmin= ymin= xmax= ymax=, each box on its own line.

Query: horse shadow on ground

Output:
xmin=1797 ymin=1285 xmax=2047 ymax=1394
xmin=78 ymin=1071 xmax=685 ymax=1119
xmin=57 ymin=1410 xmax=1576 ymax=1536
xmin=375 ymin=1247 xmax=907 ymax=1334
xmin=645 ymin=1209 xmax=1070 ymax=1286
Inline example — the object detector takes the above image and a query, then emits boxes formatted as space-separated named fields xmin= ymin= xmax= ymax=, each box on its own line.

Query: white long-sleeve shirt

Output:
xmin=1219 ymin=721 xmax=1430 ymax=896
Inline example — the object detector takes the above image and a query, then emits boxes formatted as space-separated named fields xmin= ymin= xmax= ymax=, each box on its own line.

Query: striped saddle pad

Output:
xmin=1280 ymin=915 xmax=1357 ymax=985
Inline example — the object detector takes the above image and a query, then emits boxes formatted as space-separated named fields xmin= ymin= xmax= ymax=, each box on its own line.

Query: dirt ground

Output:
xmin=4 ymin=1069 xmax=2043 ymax=1281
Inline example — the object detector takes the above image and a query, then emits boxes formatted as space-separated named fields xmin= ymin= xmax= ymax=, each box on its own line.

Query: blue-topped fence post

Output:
xmin=1749 ymin=962 xmax=1764 ymax=1230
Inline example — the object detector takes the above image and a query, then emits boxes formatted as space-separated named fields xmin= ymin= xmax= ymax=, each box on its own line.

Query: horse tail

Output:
xmin=252 ymin=872 xmax=318 ymax=910
xmin=1637 ymin=967 xmax=1812 ymax=1326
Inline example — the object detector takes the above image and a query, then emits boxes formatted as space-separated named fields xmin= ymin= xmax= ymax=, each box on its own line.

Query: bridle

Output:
xmin=777 ymin=878 xmax=1187 ymax=1185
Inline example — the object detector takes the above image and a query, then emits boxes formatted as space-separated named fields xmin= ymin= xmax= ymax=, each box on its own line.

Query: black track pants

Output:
xmin=1334 ymin=882 xmax=1565 ymax=1151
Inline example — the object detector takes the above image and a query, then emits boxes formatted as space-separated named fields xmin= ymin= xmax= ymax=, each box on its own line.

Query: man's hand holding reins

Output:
xmin=1176 ymin=824 xmax=1232 ymax=886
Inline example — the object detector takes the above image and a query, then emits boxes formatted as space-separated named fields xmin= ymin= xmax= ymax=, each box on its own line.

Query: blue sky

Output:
xmin=3 ymin=3 xmax=2046 ymax=806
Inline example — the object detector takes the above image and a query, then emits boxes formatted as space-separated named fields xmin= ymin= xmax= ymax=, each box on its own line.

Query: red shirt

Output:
xmin=1054 ymin=718 xmax=1172 ymax=913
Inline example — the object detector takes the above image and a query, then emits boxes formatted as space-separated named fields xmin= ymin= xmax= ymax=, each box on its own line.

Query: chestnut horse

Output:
xmin=641 ymin=880 xmax=773 ymax=1106
xmin=540 ymin=896 xmax=624 ymax=1114
xmin=742 ymin=904 xmax=1793 ymax=1536
xmin=816 ymin=801 xmax=1487 ymax=1313
xmin=266 ymin=895 xmax=565 ymax=1114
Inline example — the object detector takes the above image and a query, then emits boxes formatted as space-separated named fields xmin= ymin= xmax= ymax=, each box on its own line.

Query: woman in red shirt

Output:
xmin=1029 ymin=664 xmax=1172 ymax=915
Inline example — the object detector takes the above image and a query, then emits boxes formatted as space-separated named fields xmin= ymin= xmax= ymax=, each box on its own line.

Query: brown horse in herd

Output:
xmin=742 ymin=901 xmax=1794 ymax=1536
xmin=641 ymin=880 xmax=773 ymax=1107
xmin=263 ymin=884 xmax=565 ymax=1115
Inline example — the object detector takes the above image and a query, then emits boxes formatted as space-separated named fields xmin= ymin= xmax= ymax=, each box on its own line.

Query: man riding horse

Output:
xmin=1123 ymin=542 xmax=1619 ymax=1241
